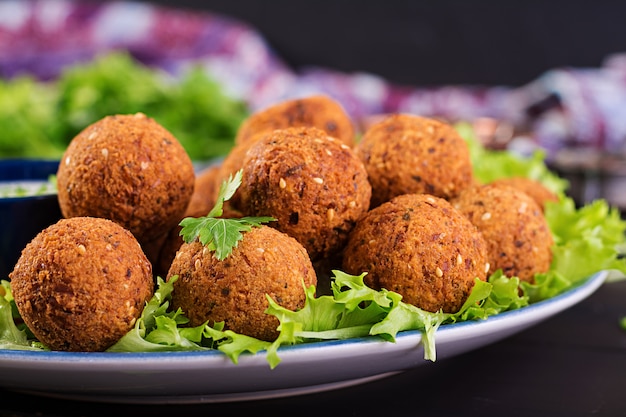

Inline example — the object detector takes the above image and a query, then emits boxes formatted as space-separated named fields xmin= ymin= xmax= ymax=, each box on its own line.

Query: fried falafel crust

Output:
xmin=56 ymin=113 xmax=195 ymax=245
xmin=167 ymin=226 xmax=316 ymax=341
xmin=489 ymin=176 xmax=559 ymax=212
xmin=235 ymin=94 xmax=356 ymax=147
xmin=9 ymin=217 xmax=154 ymax=352
xmin=342 ymin=193 xmax=488 ymax=313
xmin=238 ymin=126 xmax=372 ymax=261
xmin=452 ymin=183 xmax=554 ymax=283
xmin=186 ymin=164 xmax=222 ymax=216
xmin=355 ymin=113 xmax=474 ymax=208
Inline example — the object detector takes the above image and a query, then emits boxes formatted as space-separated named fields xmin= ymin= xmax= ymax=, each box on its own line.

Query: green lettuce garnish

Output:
xmin=0 ymin=281 xmax=45 ymax=350
xmin=108 ymin=276 xmax=272 ymax=365
xmin=113 ymin=269 xmax=526 ymax=366
xmin=263 ymin=271 xmax=517 ymax=363
xmin=0 ymin=51 xmax=249 ymax=160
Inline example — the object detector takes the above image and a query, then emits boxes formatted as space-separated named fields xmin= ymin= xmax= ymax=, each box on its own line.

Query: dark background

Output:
xmin=141 ymin=0 xmax=626 ymax=87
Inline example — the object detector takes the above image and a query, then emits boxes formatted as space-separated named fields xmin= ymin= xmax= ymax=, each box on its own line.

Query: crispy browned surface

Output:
xmin=9 ymin=217 xmax=153 ymax=352
xmin=452 ymin=183 xmax=554 ymax=283
xmin=56 ymin=113 xmax=195 ymax=245
xmin=219 ymin=139 xmax=257 ymax=182
xmin=186 ymin=164 xmax=221 ymax=217
xmin=489 ymin=176 xmax=559 ymax=212
xmin=238 ymin=126 xmax=372 ymax=261
xmin=148 ymin=230 xmax=182 ymax=281
xmin=355 ymin=113 xmax=474 ymax=208
xmin=235 ymin=94 xmax=356 ymax=147
xmin=167 ymin=226 xmax=316 ymax=341
xmin=342 ymin=193 xmax=488 ymax=313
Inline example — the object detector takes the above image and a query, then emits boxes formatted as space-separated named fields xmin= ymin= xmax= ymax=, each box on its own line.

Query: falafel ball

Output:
xmin=9 ymin=217 xmax=154 ymax=352
xmin=342 ymin=193 xmax=488 ymax=313
xmin=489 ymin=176 xmax=559 ymax=212
xmin=452 ymin=183 xmax=554 ymax=283
xmin=235 ymin=94 xmax=356 ymax=147
xmin=238 ymin=126 xmax=372 ymax=261
xmin=354 ymin=113 xmax=474 ymax=208
xmin=167 ymin=225 xmax=316 ymax=341
xmin=56 ymin=113 xmax=195 ymax=246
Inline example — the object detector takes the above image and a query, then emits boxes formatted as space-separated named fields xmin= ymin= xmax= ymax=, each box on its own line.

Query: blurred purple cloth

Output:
xmin=2 ymin=0 xmax=626 ymax=159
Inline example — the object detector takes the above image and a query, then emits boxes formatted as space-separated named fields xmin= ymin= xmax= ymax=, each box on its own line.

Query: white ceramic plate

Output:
xmin=0 ymin=271 xmax=608 ymax=404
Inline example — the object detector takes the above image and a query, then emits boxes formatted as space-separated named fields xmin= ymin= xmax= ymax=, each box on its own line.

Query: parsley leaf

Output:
xmin=179 ymin=169 xmax=274 ymax=260
xmin=0 ymin=51 xmax=249 ymax=160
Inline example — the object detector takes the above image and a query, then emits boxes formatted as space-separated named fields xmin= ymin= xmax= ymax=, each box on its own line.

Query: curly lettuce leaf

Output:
xmin=107 ymin=276 xmax=203 ymax=352
xmin=265 ymin=271 xmax=526 ymax=363
xmin=266 ymin=272 xmax=392 ymax=342
xmin=0 ymin=281 xmax=43 ymax=350
xmin=108 ymin=276 xmax=271 ymax=364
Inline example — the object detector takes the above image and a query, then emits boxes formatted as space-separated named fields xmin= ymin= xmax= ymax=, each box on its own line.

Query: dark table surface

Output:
xmin=0 ymin=277 xmax=624 ymax=417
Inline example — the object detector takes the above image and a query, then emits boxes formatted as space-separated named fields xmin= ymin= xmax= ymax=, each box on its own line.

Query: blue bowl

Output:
xmin=0 ymin=159 xmax=62 ymax=279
